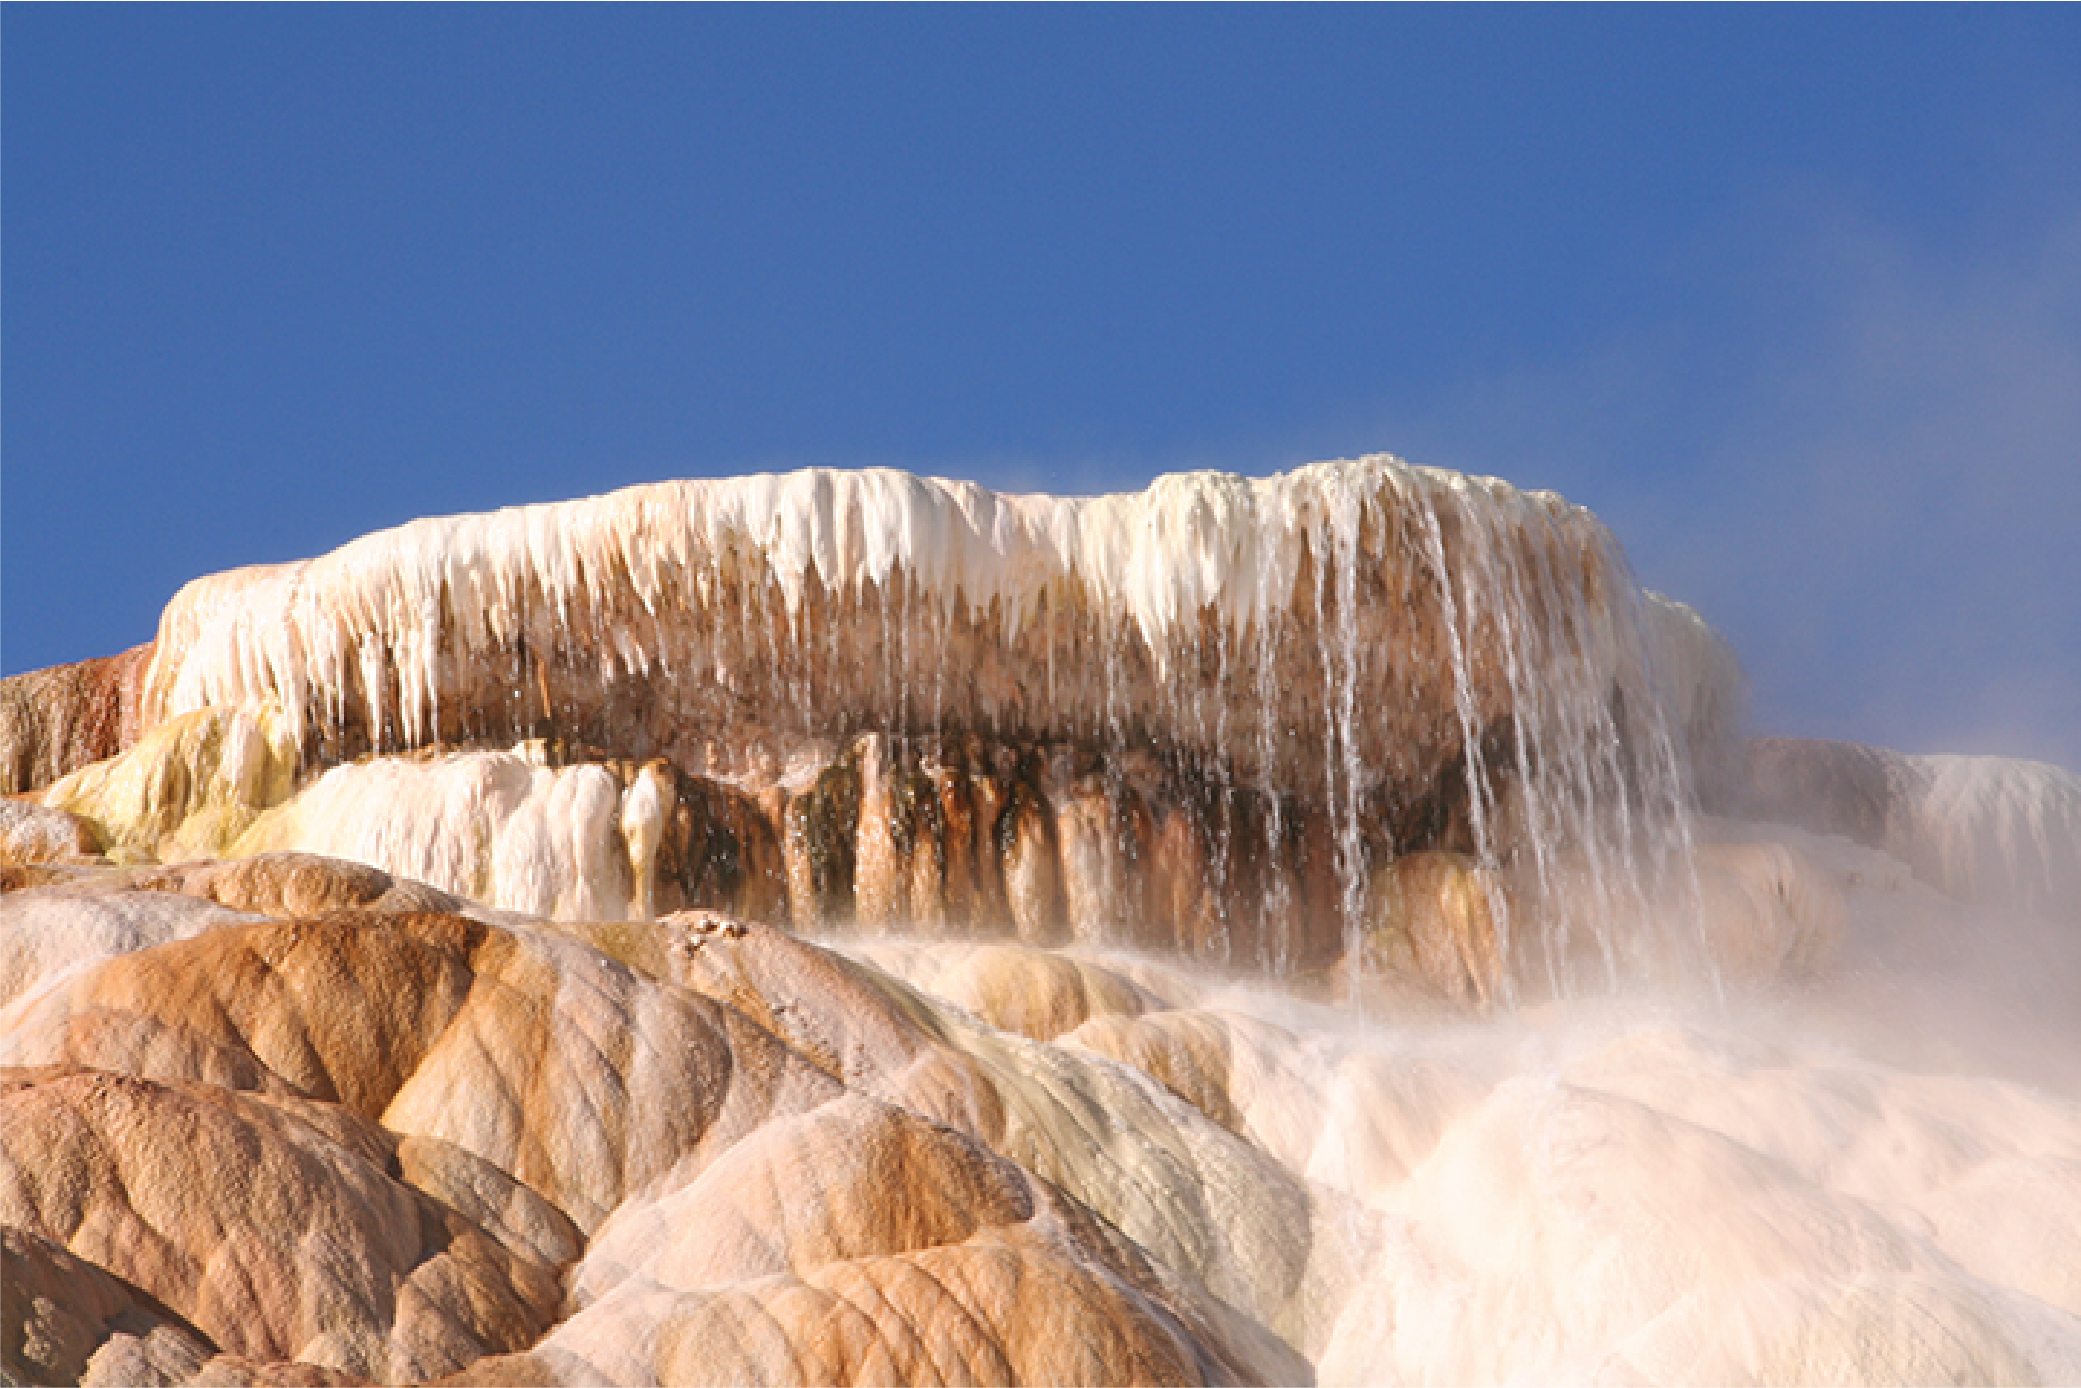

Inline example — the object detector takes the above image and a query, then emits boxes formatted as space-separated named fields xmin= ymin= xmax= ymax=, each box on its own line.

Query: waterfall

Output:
xmin=132 ymin=457 xmax=1738 ymax=994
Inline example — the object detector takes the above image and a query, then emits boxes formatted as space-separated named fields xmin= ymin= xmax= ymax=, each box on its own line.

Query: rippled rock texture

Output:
xmin=2 ymin=853 xmax=1313 ymax=1387
xmin=7 ymin=844 xmax=2081 ymax=1386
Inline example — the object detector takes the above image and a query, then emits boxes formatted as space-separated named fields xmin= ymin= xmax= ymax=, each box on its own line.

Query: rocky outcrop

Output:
xmin=0 ymin=880 xmax=261 ymax=1009
xmin=1 ymin=862 xmax=1317 ymax=1386
xmin=553 ymin=1091 xmax=1295 ymax=1388
xmin=8 ymin=453 xmax=2078 ymax=1387
xmin=1 ymin=1070 xmax=564 ymax=1384
xmin=41 ymin=702 xmax=300 ymax=861
xmin=135 ymin=467 xmax=1734 ymax=796
xmin=27 ymin=722 xmax=1897 ymax=1006
xmin=9 ymin=847 xmax=2081 ymax=1385
xmin=133 ymin=851 xmax=478 ymax=920
xmin=31 ymin=723 xmax=1427 ymax=981
xmin=1361 ymin=850 xmax=1503 ymax=1009
xmin=0 ymin=644 xmax=152 ymax=796
xmin=2 ymin=1224 xmax=233 ymax=1388
xmin=2 ymin=463 xmax=1755 ymax=995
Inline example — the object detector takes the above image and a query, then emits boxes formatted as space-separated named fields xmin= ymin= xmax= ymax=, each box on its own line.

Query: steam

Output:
xmin=1377 ymin=204 xmax=2081 ymax=773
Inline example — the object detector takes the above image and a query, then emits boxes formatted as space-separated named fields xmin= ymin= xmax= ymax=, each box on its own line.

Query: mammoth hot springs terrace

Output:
xmin=4 ymin=457 xmax=2080 ymax=1388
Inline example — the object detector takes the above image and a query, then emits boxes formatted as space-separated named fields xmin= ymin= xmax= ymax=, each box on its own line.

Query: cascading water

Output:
xmin=1413 ymin=478 xmax=1515 ymax=1002
xmin=130 ymin=456 xmax=1736 ymax=1001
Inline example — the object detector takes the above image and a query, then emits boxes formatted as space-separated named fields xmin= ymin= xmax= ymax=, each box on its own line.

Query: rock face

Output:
xmin=1 ymin=1070 xmax=564 ymax=1384
xmin=3 ymin=463 xmax=1758 ymax=997
xmin=6 ymin=462 xmax=2076 ymax=1386
xmin=3 ymin=1224 xmax=219 ymax=1387
xmin=0 ymin=802 xmax=101 ymax=868
xmin=38 ymin=461 xmax=1738 ymax=982
xmin=134 ymin=466 xmax=1735 ymax=792
xmin=0 ymin=644 xmax=153 ymax=795
xmin=42 ymin=703 xmax=300 ymax=862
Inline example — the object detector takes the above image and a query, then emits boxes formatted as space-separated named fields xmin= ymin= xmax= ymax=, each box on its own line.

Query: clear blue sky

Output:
xmin=7 ymin=7 xmax=2079 ymax=768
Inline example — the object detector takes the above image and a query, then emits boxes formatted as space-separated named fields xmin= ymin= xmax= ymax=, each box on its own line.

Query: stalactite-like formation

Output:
xmin=102 ymin=458 xmax=1743 ymax=991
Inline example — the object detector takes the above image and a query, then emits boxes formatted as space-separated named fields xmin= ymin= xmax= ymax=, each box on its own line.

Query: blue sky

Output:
xmin=7 ymin=7 xmax=2079 ymax=768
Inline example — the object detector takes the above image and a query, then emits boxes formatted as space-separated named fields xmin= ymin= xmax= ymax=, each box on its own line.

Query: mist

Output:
xmin=1371 ymin=200 xmax=2081 ymax=773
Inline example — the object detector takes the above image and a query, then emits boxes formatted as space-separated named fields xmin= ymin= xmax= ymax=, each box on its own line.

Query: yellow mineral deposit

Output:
xmin=40 ymin=700 xmax=299 ymax=861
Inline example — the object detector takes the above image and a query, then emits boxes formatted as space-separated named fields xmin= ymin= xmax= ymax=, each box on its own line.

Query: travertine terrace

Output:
xmin=5 ymin=460 xmax=2078 ymax=1387
xmin=21 ymin=459 xmax=1744 ymax=991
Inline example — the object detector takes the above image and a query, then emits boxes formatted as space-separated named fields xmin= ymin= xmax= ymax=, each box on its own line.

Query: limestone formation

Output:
xmin=646 ymin=915 xmax=1361 ymax=1359
xmin=50 ymin=461 xmax=1743 ymax=980
xmin=133 ymin=851 xmax=477 ymax=920
xmin=4 ymin=458 xmax=2076 ymax=1387
xmin=0 ymin=880 xmax=262 ymax=1009
xmin=135 ymin=466 xmax=1734 ymax=802
xmin=1362 ymin=850 xmax=1503 ymax=1008
xmin=5 ymin=822 xmax=2081 ymax=1386
xmin=850 ymin=939 xmax=1163 ymax=1043
xmin=41 ymin=702 xmax=299 ymax=861
xmin=2 ymin=1223 xmax=216 ymax=1387
xmin=0 ymin=1070 xmax=562 ymax=1384
xmin=643 ymin=760 xmax=789 ymax=923
xmin=556 ymin=1092 xmax=1304 ymax=1388
xmin=3 ymin=463 xmax=1765 ymax=992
